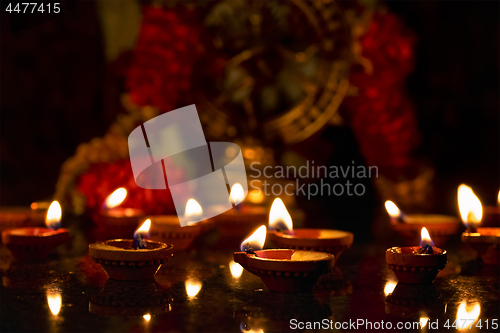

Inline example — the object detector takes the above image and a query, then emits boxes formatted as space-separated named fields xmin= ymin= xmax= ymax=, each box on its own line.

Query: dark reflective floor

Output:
xmin=1 ymin=217 xmax=499 ymax=333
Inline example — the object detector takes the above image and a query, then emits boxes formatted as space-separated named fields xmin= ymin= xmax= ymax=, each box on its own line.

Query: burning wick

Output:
xmin=230 ymin=183 xmax=245 ymax=212
xmin=416 ymin=227 xmax=434 ymax=254
xmin=46 ymin=201 xmax=62 ymax=230
xmin=385 ymin=200 xmax=405 ymax=223
xmin=133 ymin=219 xmax=151 ymax=249
xmin=458 ymin=184 xmax=482 ymax=233
xmin=268 ymin=198 xmax=293 ymax=234
xmin=240 ymin=225 xmax=266 ymax=256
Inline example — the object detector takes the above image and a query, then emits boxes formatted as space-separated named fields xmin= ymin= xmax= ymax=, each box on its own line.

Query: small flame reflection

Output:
xmin=268 ymin=198 xmax=293 ymax=232
xmin=104 ymin=188 xmax=127 ymax=209
xmin=384 ymin=200 xmax=401 ymax=218
xmin=143 ymin=314 xmax=151 ymax=321
xmin=46 ymin=201 xmax=62 ymax=230
xmin=185 ymin=279 xmax=202 ymax=298
xmin=230 ymin=183 xmax=245 ymax=206
xmin=229 ymin=261 xmax=243 ymax=278
xmin=240 ymin=225 xmax=266 ymax=252
xmin=240 ymin=323 xmax=264 ymax=333
xmin=458 ymin=184 xmax=483 ymax=227
xmin=384 ymin=281 xmax=397 ymax=296
xmin=456 ymin=301 xmax=480 ymax=330
xmin=419 ymin=317 xmax=429 ymax=329
xmin=46 ymin=290 xmax=62 ymax=316
xmin=420 ymin=227 xmax=434 ymax=247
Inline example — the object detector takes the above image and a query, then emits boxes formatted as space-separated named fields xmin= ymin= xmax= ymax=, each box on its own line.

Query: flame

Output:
xmin=46 ymin=290 xmax=62 ymax=316
xmin=240 ymin=225 xmax=267 ymax=252
xmin=104 ymin=188 xmax=127 ymax=209
xmin=46 ymin=201 xmax=62 ymax=230
xmin=268 ymin=198 xmax=293 ymax=232
xmin=135 ymin=219 xmax=151 ymax=234
xmin=185 ymin=199 xmax=203 ymax=218
xmin=240 ymin=323 xmax=264 ymax=333
xmin=456 ymin=301 xmax=480 ymax=330
xmin=419 ymin=317 xmax=429 ymax=328
xmin=384 ymin=281 xmax=397 ymax=296
xmin=420 ymin=227 xmax=434 ymax=247
xmin=143 ymin=314 xmax=151 ymax=321
xmin=185 ymin=279 xmax=202 ymax=298
xmin=229 ymin=260 xmax=243 ymax=278
xmin=385 ymin=200 xmax=401 ymax=218
xmin=247 ymin=189 xmax=264 ymax=204
xmin=497 ymin=190 xmax=500 ymax=205
xmin=230 ymin=183 xmax=245 ymax=206
xmin=458 ymin=185 xmax=483 ymax=227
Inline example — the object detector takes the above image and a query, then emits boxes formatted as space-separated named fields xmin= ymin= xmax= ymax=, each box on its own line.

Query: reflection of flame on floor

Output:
xmin=240 ymin=322 xmax=264 ymax=333
xmin=384 ymin=281 xmax=397 ymax=296
xmin=143 ymin=314 xmax=151 ymax=321
xmin=46 ymin=290 xmax=62 ymax=316
xmin=419 ymin=317 xmax=429 ymax=329
xmin=230 ymin=261 xmax=243 ymax=278
xmin=456 ymin=301 xmax=480 ymax=331
xmin=185 ymin=279 xmax=202 ymax=298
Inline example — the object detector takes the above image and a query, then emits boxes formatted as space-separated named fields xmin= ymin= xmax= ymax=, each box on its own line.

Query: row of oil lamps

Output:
xmin=1 ymin=183 xmax=499 ymax=293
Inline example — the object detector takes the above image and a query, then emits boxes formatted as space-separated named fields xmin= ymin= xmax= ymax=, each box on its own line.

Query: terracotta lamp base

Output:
xmin=390 ymin=215 xmax=460 ymax=247
xmin=234 ymin=249 xmax=335 ymax=292
xmin=92 ymin=208 xmax=145 ymax=239
xmin=461 ymin=227 xmax=500 ymax=265
xmin=268 ymin=229 xmax=353 ymax=263
xmin=0 ymin=207 xmax=47 ymax=235
xmin=148 ymin=215 xmax=201 ymax=251
xmin=1 ymin=227 xmax=69 ymax=261
xmin=89 ymin=239 xmax=173 ymax=280
xmin=386 ymin=246 xmax=447 ymax=284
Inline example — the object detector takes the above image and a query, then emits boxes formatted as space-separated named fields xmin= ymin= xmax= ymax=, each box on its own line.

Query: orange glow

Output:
xmin=229 ymin=260 xmax=243 ymax=278
xmin=230 ymin=183 xmax=245 ymax=206
xmin=104 ymin=188 xmax=127 ymax=209
xmin=247 ymin=189 xmax=264 ymax=204
xmin=497 ymin=190 xmax=500 ymax=205
xmin=185 ymin=199 xmax=203 ymax=218
xmin=45 ymin=201 xmax=62 ymax=229
xmin=46 ymin=290 xmax=62 ymax=316
xmin=419 ymin=317 xmax=429 ymax=329
xmin=240 ymin=323 xmax=264 ymax=333
xmin=384 ymin=200 xmax=401 ymax=218
xmin=135 ymin=219 xmax=151 ymax=234
xmin=268 ymin=198 xmax=293 ymax=232
xmin=185 ymin=279 xmax=202 ymax=298
xmin=384 ymin=281 xmax=397 ymax=296
xmin=143 ymin=314 xmax=151 ymax=321
xmin=458 ymin=185 xmax=483 ymax=227
xmin=420 ymin=227 xmax=434 ymax=247
xmin=240 ymin=225 xmax=267 ymax=252
xmin=456 ymin=301 xmax=480 ymax=330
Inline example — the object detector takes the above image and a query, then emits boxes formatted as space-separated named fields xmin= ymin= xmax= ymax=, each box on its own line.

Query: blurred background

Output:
xmin=1 ymin=0 xmax=498 ymax=239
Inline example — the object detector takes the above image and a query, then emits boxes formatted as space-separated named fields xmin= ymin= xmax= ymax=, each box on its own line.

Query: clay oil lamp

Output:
xmin=149 ymin=199 xmax=203 ymax=252
xmin=89 ymin=219 xmax=174 ymax=280
xmin=386 ymin=227 xmax=447 ymax=284
xmin=211 ymin=184 xmax=268 ymax=238
xmin=267 ymin=198 xmax=353 ymax=262
xmin=385 ymin=200 xmax=460 ymax=247
xmin=481 ymin=190 xmax=500 ymax=227
xmin=459 ymin=184 xmax=500 ymax=265
xmin=2 ymin=201 xmax=69 ymax=261
xmin=93 ymin=188 xmax=145 ymax=239
xmin=0 ymin=201 xmax=50 ymax=234
xmin=234 ymin=225 xmax=335 ymax=292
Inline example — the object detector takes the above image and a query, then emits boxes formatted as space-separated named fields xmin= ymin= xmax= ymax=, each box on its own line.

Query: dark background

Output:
xmin=1 ymin=0 xmax=498 ymax=220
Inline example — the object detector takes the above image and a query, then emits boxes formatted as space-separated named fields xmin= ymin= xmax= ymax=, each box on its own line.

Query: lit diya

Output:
xmin=93 ymin=188 xmax=145 ymax=239
xmin=267 ymin=198 xmax=353 ymax=262
xmin=2 ymin=201 xmax=69 ymax=261
xmin=148 ymin=199 xmax=203 ymax=252
xmin=385 ymin=200 xmax=460 ymax=247
xmin=0 ymin=201 xmax=50 ymax=234
xmin=89 ymin=219 xmax=173 ymax=280
xmin=210 ymin=183 xmax=268 ymax=238
xmin=386 ymin=227 xmax=447 ymax=284
xmin=234 ymin=225 xmax=335 ymax=292
xmin=459 ymin=184 xmax=500 ymax=265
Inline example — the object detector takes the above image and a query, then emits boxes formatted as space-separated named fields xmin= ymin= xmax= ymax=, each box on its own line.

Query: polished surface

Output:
xmin=1 ymin=217 xmax=499 ymax=333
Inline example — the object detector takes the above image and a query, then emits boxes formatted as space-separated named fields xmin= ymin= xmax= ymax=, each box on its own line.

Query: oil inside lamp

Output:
xmin=385 ymin=200 xmax=405 ymax=223
xmin=46 ymin=290 xmax=62 ymax=316
xmin=240 ymin=225 xmax=266 ymax=254
xmin=185 ymin=279 xmax=202 ymax=298
xmin=456 ymin=301 xmax=480 ymax=331
xmin=268 ymin=198 xmax=293 ymax=233
xmin=133 ymin=219 xmax=151 ymax=249
xmin=458 ymin=184 xmax=483 ymax=233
